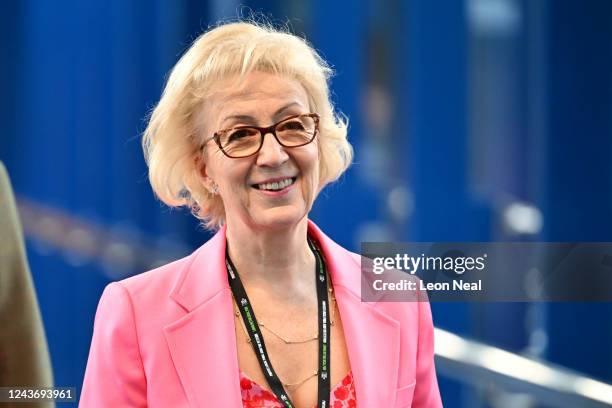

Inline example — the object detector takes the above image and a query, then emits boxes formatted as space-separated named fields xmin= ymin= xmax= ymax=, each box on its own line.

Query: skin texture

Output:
xmin=198 ymin=71 xmax=351 ymax=408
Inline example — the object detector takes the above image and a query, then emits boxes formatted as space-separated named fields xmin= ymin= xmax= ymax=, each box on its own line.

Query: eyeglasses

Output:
xmin=202 ymin=113 xmax=320 ymax=159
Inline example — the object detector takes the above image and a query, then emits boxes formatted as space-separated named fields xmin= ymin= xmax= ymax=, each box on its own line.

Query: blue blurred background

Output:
xmin=1 ymin=0 xmax=611 ymax=406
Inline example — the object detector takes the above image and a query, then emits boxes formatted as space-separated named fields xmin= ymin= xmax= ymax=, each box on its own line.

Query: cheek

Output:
xmin=311 ymin=149 xmax=321 ymax=187
xmin=302 ymin=151 xmax=320 ymax=196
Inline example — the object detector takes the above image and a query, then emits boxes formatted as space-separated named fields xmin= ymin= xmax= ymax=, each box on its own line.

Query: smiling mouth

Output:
xmin=252 ymin=177 xmax=297 ymax=191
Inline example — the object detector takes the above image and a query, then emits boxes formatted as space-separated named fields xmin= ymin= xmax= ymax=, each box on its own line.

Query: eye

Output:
xmin=226 ymin=128 xmax=258 ymax=143
xmin=278 ymin=119 xmax=306 ymax=131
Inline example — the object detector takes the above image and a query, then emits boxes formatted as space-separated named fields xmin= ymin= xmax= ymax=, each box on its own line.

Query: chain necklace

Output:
xmin=227 ymin=237 xmax=332 ymax=407
xmin=234 ymin=287 xmax=336 ymax=344
xmin=233 ymin=287 xmax=337 ymax=389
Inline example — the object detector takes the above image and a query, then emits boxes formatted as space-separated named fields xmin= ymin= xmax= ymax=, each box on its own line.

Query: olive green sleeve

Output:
xmin=0 ymin=162 xmax=55 ymax=408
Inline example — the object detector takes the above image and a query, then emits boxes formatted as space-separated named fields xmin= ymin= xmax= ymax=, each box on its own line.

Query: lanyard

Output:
xmin=226 ymin=237 xmax=331 ymax=408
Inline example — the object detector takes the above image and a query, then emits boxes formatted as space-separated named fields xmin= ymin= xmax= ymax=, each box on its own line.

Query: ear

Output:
xmin=194 ymin=147 xmax=210 ymax=177
xmin=193 ymin=154 xmax=210 ymax=184
xmin=194 ymin=135 xmax=221 ymax=195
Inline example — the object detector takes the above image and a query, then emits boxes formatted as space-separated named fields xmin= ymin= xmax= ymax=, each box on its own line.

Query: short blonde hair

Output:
xmin=142 ymin=20 xmax=353 ymax=230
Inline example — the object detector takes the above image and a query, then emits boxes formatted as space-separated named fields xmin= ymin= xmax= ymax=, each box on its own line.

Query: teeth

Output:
xmin=257 ymin=178 xmax=294 ymax=191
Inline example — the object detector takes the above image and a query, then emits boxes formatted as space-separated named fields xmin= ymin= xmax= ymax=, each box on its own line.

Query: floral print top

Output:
xmin=240 ymin=370 xmax=357 ymax=408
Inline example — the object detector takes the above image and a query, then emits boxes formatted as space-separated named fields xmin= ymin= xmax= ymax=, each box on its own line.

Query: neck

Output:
xmin=225 ymin=218 xmax=315 ymax=301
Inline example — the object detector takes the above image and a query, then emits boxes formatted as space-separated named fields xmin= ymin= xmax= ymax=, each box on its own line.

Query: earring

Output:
xmin=209 ymin=182 xmax=219 ymax=195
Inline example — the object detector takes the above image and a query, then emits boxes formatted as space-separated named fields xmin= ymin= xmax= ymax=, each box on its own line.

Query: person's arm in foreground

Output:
xmin=0 ymin=162 xmax=55 ymax=408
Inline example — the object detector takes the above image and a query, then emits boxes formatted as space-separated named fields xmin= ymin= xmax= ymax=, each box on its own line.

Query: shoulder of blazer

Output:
xmin=119 ymin=254 xmax=193 ymax=294
xmin=116 ymin=226 xmax=228 ymax=313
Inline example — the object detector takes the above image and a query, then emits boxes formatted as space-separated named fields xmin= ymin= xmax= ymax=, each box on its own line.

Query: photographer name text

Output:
xmin=372 ymin=279 xmax=482 ymax=291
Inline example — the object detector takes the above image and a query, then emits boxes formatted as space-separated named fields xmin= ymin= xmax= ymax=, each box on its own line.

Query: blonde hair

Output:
xmin=142 ymin=20 xmax=353 ymax=230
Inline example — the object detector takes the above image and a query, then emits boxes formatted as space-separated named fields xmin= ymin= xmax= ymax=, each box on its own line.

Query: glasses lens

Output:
xmin=219 ymin=127 xmax=260 ymax=157
xmin=276 ymin=115 xmax=317 ymax=146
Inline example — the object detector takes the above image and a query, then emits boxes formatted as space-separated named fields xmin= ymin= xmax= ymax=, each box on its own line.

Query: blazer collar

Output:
xmin=168 ymin=223 xmax=228 ymax=313
xmin=164 ymin=220 xmax=400 ymax=407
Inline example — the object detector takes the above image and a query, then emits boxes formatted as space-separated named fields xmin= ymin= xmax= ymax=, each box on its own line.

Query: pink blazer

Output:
xmin=80 ymin=220 xmax=442 ymax=407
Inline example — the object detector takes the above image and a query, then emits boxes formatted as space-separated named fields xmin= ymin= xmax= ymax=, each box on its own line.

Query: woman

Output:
xmin=80 ymin=20 xmax=442 ymax=408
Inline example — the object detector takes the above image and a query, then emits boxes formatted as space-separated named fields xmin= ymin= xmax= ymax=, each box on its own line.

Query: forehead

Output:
xmin=204 ymin=71 xmax=310 ymax=126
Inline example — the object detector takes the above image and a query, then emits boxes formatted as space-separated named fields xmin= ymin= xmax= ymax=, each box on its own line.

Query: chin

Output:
xmin=251 ymin=207 xmax=308 ymax=230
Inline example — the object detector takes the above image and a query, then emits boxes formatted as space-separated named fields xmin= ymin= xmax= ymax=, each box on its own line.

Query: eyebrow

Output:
xmin=219 ymin=102 xmax=304 ymax=128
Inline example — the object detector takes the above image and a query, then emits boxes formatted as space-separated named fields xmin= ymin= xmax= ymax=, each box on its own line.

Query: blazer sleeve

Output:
xmin=412 ymin=299 xmax=443 ymax=407
xmin=80 ymin=282 xmax=147 ymax=407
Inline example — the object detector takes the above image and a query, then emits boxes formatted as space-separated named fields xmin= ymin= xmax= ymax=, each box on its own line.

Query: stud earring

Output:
xmin=209 ymin=182 xmax=219 ymax=195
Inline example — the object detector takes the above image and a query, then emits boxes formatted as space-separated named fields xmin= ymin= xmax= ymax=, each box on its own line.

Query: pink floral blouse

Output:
xmin=240 ymin=370 xmax=357 ymax=408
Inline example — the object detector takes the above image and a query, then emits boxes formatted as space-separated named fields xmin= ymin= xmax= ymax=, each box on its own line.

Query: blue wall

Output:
xmin=1 ymin=1 xmax=611 ymax=406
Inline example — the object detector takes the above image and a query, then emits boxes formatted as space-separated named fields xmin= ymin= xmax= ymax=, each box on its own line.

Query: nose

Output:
xmin=255 ymin=131 xmax=289 ymax=167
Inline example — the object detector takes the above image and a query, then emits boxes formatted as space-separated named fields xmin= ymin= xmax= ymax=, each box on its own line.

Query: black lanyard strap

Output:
xmin=226 ymin=237 xmax=331 ymax=408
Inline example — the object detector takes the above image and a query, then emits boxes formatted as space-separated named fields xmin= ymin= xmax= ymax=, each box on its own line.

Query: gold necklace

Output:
xmin=234 ymin=278 xmax=336 ymax=389
xmin=234 ymin=287 xmax=337 ymax=344
xmin=281 ymin=369 xmax=319 ymax=388
xmin=235 ymin=315 xmax=325 ymax=389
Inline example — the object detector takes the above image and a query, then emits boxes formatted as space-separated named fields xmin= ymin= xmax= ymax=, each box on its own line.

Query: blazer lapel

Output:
xmin=333 ymin=287 xmax=400 ymax=407
xmin=163 ymin=289 xmax=241 ymax=407
xmin=163 ymin=226 xmax=243 ymax=407
xmin=308 ymin=221 xmax=401 ymax=408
